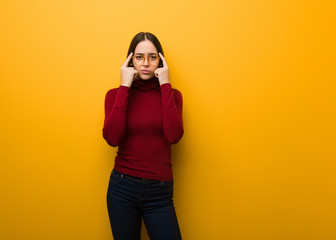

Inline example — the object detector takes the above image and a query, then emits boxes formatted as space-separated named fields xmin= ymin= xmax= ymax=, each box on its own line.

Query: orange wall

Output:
xmin=1 ymin=0 xmax=335 ymax=239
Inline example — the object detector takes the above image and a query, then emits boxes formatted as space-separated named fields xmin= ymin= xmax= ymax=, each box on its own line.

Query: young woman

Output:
xmin=102 ymin=32 xmax=184 ymax=240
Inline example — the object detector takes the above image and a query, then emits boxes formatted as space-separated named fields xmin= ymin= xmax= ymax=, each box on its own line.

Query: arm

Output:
xmin=102 ymin=86 xmax=130 ymax=147
xmin=160 ymin=83 xmax=184 ymax=144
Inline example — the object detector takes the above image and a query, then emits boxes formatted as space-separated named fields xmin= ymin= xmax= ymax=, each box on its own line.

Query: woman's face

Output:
xmin=132 ymin=40 xmax=160 ymax=80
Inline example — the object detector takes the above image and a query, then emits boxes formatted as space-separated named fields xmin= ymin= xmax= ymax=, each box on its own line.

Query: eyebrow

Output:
xmin=134 ymin=53 xmax=158 ymax=55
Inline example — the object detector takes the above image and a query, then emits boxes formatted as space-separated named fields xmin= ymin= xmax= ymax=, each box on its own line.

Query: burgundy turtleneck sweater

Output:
xmin=102 ymin=76 xmax=184 ymax=181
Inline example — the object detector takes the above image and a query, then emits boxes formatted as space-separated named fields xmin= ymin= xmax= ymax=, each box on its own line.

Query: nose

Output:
xmin=143 ymin=58 xmax=149 ymax=66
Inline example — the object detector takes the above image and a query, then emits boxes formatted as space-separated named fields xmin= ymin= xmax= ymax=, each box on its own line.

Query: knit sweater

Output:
xmin=102 ymin=76 xmax=184 ymax=181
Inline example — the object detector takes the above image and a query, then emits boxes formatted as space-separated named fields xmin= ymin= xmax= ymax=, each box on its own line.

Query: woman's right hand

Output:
xmin=120 ymin=52 xmax=138 ymax=87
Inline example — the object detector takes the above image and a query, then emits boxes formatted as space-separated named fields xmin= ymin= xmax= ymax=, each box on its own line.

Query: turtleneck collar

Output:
xmin=131 ymin=76 xmax=160 ymax=90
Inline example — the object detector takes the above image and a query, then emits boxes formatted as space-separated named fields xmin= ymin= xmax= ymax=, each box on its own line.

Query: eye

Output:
xmin=135 ymin=56 xmax=143 ymax=60
xmin=150 ymin=56 xmax=158 ymax=60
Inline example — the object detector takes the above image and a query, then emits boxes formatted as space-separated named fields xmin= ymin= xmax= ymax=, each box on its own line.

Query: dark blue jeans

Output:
xmin=106 ymin=169 xmax=182 ymax=240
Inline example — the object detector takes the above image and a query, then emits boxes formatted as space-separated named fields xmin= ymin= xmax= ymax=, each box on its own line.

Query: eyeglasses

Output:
xmin=132 ymin=54 xmax=160 ymax=65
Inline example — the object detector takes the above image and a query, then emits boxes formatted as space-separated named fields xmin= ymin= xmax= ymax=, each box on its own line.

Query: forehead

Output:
xmin=134 ymin=40 xmax=158 ymax=54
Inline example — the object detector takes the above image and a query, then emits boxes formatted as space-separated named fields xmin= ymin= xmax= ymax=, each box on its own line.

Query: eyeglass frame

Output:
xmin=131 ymin=54 xmax=161 ymax=65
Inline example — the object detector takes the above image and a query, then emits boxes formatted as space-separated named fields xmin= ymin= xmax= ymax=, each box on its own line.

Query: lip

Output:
xmin=141 ymin=70 xmax=151 ymax=74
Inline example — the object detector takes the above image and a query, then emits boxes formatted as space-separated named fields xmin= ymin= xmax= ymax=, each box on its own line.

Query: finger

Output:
xmin=159 ymin=52 xmax=168 ymax=68
xmin=154 ymin=69 xmax=159 ymax=77
xmin=133 ymin=70 xmax=138 ymax=79
xmin=122 ymin=52 xmax=133 ymax=68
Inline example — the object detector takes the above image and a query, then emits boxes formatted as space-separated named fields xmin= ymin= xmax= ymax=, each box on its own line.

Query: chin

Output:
xmin=140 ymin=74 xmax=154 ymax=80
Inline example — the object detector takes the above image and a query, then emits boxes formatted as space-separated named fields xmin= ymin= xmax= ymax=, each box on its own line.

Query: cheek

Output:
xmin=133 ymin=64 xmax=140 ymax=71
xmin=153 ymin=63 xmax=159 ymax=69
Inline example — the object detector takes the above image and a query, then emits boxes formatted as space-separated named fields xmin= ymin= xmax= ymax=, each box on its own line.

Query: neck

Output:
xmin=131 ymin=76 xmax=160 ymax=90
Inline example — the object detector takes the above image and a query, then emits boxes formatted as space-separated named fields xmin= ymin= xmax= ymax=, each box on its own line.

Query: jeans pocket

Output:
xmin=109 ymin=170 xmax=121 ymax=184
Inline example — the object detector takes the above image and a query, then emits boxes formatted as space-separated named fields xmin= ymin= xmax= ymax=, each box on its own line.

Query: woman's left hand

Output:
xmin=154 ymin=52 xmax=170 ymax=86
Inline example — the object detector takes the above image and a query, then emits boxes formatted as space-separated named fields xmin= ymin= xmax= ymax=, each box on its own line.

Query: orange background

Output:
xmin=1 ymin=0 xmax=335 ymax=239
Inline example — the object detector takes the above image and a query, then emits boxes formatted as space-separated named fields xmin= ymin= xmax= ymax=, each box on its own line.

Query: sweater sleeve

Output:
xmin=102 ymin=86 xmax=130 ymax=147
xmin=160 ymin=83 xmax=184 ymax=144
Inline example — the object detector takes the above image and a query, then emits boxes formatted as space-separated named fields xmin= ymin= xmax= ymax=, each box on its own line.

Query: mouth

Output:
xmin=141 ymin=70 xmax=151 ymax=74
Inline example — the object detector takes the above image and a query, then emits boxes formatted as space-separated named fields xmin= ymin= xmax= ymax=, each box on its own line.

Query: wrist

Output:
xmin=159 ymin=81 xmax=170 ymax=86
xmin=120 ymin=82 xmax=131 ymax=87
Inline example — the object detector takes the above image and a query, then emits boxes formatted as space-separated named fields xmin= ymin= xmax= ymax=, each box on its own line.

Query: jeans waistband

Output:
xmin=112 ymin=169 xmax=171 ymax=183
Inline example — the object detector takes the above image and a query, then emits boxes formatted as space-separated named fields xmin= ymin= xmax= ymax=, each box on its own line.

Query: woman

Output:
xmin=102 ymin=32 xmax=184 ymax=240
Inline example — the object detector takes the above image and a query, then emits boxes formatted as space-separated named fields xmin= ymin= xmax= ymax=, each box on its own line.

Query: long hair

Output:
xmin=126 ymin=32 xmax=164 ymax=68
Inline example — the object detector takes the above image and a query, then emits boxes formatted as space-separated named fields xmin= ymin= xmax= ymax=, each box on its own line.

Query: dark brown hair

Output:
xmin=127 ymin=32 xmax=164 ymax=68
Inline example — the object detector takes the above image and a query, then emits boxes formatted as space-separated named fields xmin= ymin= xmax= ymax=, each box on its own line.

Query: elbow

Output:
xmin=165 ymin=128 xmax=184 ymax=144
xmin=102 ymin=128 xmax=119 ymax=147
